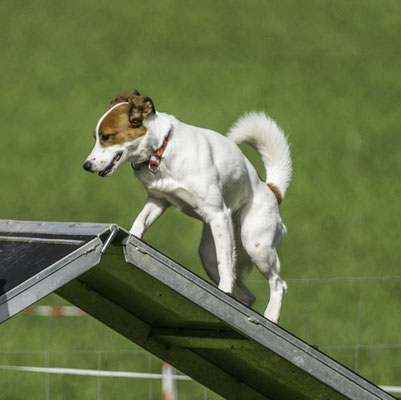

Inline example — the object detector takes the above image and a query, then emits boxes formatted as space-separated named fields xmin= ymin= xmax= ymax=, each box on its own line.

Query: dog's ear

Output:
xmin=109 ymin=89 xmax=141 ymax=107
xmin=128 ymin=96 xmax=155 ymax=127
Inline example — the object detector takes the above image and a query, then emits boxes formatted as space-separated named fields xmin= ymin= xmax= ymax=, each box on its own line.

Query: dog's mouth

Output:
xmin=99 ymin=152 xmax=123 ymax=177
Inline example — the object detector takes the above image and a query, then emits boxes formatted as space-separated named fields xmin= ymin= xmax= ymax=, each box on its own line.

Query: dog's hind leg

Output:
xmin=199 ymin=223 xmax=220 ymax=285
xmin=245 ymin=243 xmax=287 ymax=323
xmin=233 ymin=230 xmax=256 ymax=307
xmin=240 ymin=203 xmax=287 ymax=323
xmin=232 ymin=277 xmax=256 ymax=308
xmin=199 ymin=223 xmax=256 ymax=307
xmin=263 ymin=254 xmax=287 ymax=323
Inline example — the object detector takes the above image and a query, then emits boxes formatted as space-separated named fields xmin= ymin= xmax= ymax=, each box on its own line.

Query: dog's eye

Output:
xmin=100 ymin=132 xmax=118 ymax=142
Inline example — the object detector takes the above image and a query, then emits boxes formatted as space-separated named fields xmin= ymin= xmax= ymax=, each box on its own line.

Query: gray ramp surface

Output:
xmin=0 ymin=220 xmax=395 ymax=400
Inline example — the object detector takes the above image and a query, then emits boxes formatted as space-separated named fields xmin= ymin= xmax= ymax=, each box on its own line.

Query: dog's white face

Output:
xmin=83 ymin=91 xmax=154 ymax=177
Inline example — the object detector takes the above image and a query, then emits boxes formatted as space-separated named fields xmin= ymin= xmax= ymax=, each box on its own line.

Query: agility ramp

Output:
xmin=0 ymin=220 xmax=395 ymax=400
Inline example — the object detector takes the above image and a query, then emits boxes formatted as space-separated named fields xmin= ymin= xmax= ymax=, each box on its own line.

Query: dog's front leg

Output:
xmin=208 ymin=209 xmax=236 ymax=294
xmin=129 ymin=196 xmax=169 ymax=238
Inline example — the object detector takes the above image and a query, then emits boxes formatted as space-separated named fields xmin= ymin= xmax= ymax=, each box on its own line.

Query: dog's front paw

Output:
xmin=218 ymin=281 xmax=234 ymax=294
xmin=129 ymin=225 xmax=144 ymax=239
xmin=264 ymin=309 xmax=280 ymax=324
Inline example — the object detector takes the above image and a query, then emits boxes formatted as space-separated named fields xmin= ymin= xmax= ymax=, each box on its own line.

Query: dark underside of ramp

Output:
xmin=0 ymin=220 xmax=395 ymax=400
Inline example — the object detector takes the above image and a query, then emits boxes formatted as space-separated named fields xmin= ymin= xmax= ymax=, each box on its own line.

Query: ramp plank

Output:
xmin=0 ymin=220 xmax=394 ymax=400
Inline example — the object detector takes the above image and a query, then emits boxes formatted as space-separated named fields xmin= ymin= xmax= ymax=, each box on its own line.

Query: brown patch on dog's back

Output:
xmin=267 ymin=183 xmax=283 ymax=205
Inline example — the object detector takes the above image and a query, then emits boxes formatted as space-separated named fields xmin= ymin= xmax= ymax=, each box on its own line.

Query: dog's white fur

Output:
xmin=85 ymin=106 xmax=292 ymax=323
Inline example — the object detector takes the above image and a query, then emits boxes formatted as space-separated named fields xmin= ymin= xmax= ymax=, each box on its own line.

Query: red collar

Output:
xmin=131 ymin=132 xmax=170 ymax=174
xmin=148 ymin=134 xmax=169 ymax=172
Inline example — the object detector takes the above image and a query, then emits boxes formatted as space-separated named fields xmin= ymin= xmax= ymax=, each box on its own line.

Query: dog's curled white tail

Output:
xmin=228 ymin=112 xmax=292 ymax=201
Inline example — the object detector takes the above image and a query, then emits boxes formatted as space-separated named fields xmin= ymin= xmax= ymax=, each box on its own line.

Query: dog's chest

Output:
xmin=135 ymin=169 xmax=200 ymax=218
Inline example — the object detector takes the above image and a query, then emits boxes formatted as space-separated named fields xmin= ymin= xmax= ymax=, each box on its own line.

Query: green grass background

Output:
xmin=0 ymin=0 xmax=399 ymax=398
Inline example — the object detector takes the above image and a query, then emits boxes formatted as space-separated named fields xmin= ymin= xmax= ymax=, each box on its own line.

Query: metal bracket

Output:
xmin=100 ymin=224 xmax=119 ymax=254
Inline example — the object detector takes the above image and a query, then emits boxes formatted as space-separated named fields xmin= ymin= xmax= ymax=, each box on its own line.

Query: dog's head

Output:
xmin=83 ymin=90 xmax=155 ymax=177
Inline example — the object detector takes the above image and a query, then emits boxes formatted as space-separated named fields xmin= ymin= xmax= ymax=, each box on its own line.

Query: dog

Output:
xmin=83 ymin=90 xmax=292 ymax=323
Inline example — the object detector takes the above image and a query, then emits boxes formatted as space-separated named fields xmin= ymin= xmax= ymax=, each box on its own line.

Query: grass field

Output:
xmin=0 ymin=0 xmax=399 ymax=398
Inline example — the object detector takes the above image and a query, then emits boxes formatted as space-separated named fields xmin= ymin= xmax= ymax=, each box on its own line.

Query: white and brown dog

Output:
xmin=83 ymin=90 xmax=292 ymax=323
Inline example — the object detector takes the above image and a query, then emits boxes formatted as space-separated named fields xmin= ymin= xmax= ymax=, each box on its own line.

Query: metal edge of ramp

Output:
xmin=0 ymin=220 xmax=118 ymax=324
xmin=0 ymin=219 xmax=115 ymax=236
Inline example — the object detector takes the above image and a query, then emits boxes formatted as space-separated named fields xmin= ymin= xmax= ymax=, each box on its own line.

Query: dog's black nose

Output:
xmin=83 ymin=161 xmax=92 ymax=171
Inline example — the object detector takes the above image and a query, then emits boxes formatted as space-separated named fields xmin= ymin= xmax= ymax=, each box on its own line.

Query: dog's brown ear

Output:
xmin=128 ymin=96 xmax=155 ymax=127
xmin=109 ymin=89 xmax=141 ymax=107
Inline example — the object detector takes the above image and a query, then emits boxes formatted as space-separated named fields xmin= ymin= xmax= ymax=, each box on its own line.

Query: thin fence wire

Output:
xmin=249 ymin=274 xmax=401 ymax=283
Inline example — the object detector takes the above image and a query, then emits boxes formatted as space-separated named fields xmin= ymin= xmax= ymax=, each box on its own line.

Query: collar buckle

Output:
xmin=131 ymin=131 xmax=170 ymax=175
xmin=148 ymin=156 xmax=161 ymax=174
